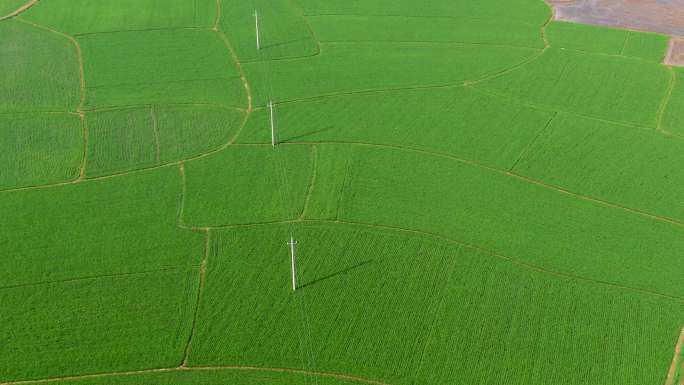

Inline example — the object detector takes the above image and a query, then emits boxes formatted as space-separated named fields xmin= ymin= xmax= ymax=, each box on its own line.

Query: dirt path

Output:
xmin=0 ymin=0 xmax=38 ymax=21
xmin=0 ymin=365 xmax=391 ymax=385
xmin=666 ymin=325 xmax=684 ymax=385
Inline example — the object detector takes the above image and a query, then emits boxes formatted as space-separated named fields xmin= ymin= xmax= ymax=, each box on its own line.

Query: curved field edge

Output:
xmin=0 ymin=0 xmax=37 ymax=21
xmin=181 ymin=221 xmax=683 ymax=385
xmin=0 ymin=367 xmax=387 ymax=385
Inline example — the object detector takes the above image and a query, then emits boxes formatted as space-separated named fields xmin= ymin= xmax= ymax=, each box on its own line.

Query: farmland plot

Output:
xmin=511 ymin=113 xmax=684 ymax=223
xmin=182 ymin=145 xmax=313 ymax=227
xmin=218 ymin=0 xmax=318 ymax=62
xmin=0 ymin=19 xmax=80 ymax=113
xmin=307 ymin=15 xmax=544 ymax=49
xmin=662 ymin=68 xmax=684 ymax=135
xmin=185 ymin=222 xmax=684 ymax=385
xmin=236 ymin=86 xmax=554 ymax=170
xmin=475 ymin=47 xmax=671 ymax=127
xmin=0 ymin=113 xmax=83 ymax=189
xmin=47 ymin=369 xmax=364 ymax=385
xmin=79 ymin=29 xmax=246 ymax=109
xmin=296 ymin=0 xmax=550 ymax=27
xmin=546 ymin=21 xmax=669 ymax=62
xmin=23 ymin=0 xmax=216 ymax=35
xmin=0 ymin=269 xmax=198 ymax=382
xmin=304 ymin=144 xmax=684 ymax=298
xmin=85 ymin=106 xmax=244 ymax=177
xmin=0 ymin=167 xmax=204 ymax=287
xmin=244 ymin=43 xmax=540 ymax=105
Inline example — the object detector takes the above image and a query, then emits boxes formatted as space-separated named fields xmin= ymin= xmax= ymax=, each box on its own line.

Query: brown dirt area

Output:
xmin=665 ymin=38 xmax=684 ymax=66
xmin=547 ymin=0 xmax=684 ymax=36
xmin=546 ymin=0 xmax=684 ymax=65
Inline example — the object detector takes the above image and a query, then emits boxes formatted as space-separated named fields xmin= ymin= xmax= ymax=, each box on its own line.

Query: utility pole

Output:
xmin=254 ymin=10 xmax=261 ymax=50
xmin=269 ymin=100 xmax=276 ymax=146
xmin=287 ymin=236 xmax=297 ymax=291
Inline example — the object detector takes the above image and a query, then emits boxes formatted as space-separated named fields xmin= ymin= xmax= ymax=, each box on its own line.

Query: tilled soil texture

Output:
xmin=547 ymin=0 xmax=684 ymax=37
xmin=666 ymin=38 xmax=684 ymax=66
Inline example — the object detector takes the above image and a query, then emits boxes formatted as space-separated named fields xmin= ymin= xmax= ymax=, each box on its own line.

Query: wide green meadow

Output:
xmin=1 ymin=0 xmax=684 ymax=384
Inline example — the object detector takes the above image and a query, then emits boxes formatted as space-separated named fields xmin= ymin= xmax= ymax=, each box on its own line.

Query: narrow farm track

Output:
xmin=299 ymin=145 xmax=319 ymax=219
xmin=213 ymin=0 xmax=253 ymax=113
xmin=666 ymin=326 xmax=684 ymax=385
xmin=149 ymin=105 xmax=161 ymax=163
xmin=0 ymin=366 xmax=392 ymax=385
xmin=0 ymin=0 xmax=38 ymax=21
xmin=508 ymin=111 xmax=559 ymax=172
xmin=180 ymin=228 xmax=211 ymax=367
xmin=657 ymin=67 xmax=677 ymax=132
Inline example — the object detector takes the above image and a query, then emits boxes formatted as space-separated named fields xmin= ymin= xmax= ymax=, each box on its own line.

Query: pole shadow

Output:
xmin=298 ymin=260 xmax=374 ymax=290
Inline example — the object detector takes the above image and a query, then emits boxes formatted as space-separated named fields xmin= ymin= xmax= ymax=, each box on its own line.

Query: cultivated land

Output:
xmin=1 ymin=1 xmax=684 ymax=385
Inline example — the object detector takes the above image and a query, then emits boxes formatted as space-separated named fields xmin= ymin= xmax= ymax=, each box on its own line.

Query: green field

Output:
xmin=2 ymin=0 xmax=684 ymax=384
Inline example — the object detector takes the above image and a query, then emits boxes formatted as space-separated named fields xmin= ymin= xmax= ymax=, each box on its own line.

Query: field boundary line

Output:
xmin=181 ymin=228 xmax=211 ymax=367
xmin=463 ymin=5 xmax=552 ymax=87
xmin=619 ymin=31 xmax=632 ymax=56
xmin=177 ymin=163 xmax=188 ymax=228
xmin=0 ymin=111 xmax=250 ymax=195
xmin=302 ymin=13 xmax=542 ymax=28
xmin=267 ymin=47 xmax=541 ymax=107
xmin=281 ymin=141 xmax=684 ymax=230
xmin=508 ymin=111 xmax=558 ymax=172
xmin=467 ymin=84 xmax=684 ymax=141
xmin=299 ymin=145 xmax=318 ymax=219
xmin=0 ymin=0 xmax=38 ymax=21
xmin=0 ymin=365 xmax=391 ymax=385
xmin=15 ymin=16 xmax=88 ymax=178
xmin=0 ymin=266 xmax=188 ymax=292
xmin=150 ymin=105 xmax=161 ymax=163
xmin=665 ymin=325 xmax=684 ymax=385
xmin=213 ymin=0 xmax=253 ymax=113
xmin=657 ymin=67 xmax=676 ymax=132
xmin=194 ymin=216 xmax=684 ymax=302
xmin=73 ymin=26 xmax=207 ymax=38
xmin=304 ymin=219 xmax=684 ymax=303
xmin=287 ymin=0 xmax=322 ymax=56
xmin=187 ymin=140 xmax=684 ymax=232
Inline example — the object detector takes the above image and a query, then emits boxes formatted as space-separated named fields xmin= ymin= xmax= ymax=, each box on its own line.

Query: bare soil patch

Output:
xmin=547 ymin=0 xmax=684 ymax=37
xmin=666 ymin=38 xmax=684 ymax=66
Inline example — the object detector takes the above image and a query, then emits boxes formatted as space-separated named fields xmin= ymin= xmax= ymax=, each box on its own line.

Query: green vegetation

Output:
xmin=23 ymin=0 xmax=216 ymax=35
xmin=49 ymin=369 xmax=363 ymax=385
xmin=1 ymin=268 xmax=199 ymax=382
xmin=0 ymin=0 xmax=26 ymax=16
xmin=476 ymin=47 xmax=671 ymax=127
xmin=182 ymin=145 xmax=313 ymax=226
xmin=546 ymin=21 xmax=669 ymax=61
xmin=219 ymin=0 xmax=318 ymax=61
xmin=0 ymin=113 xmax=82 ymax=189
xmin=0 ymin=168 xmax=203 ymax=287
xmin=187 ymin=223 xmax=684 ymax=385
xmin=79 ymin=29 xmax=245 ymax=109
xmin=245 ymin=43 xmax=539 ymax=105
xmin=85 ymin=105 xmax=244 ymax=177
xmin=308 ymin=15 xmax=544 ymax=48
xmin=237 ymin=86 xmax=554 ymax=169
xmin=2 ymin=0 xmax=684 ymax=384
xmin=512 ymin=113 xmax=684 ymax=222
xmin=0 ymin=19 xmax=80 ymax=112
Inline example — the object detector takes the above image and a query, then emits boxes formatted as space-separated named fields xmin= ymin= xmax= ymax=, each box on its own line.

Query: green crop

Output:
xmin=2 ymin=0 xmax=684 ymax=384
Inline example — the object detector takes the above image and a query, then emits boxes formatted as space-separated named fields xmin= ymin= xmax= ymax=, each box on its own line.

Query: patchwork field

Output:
xmin=2 ymin=0 xmax=684 ymax=385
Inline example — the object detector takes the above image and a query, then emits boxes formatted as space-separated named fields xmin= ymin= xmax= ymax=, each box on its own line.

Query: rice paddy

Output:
xmin=2 ymin=0 xmax=684 ymax=384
